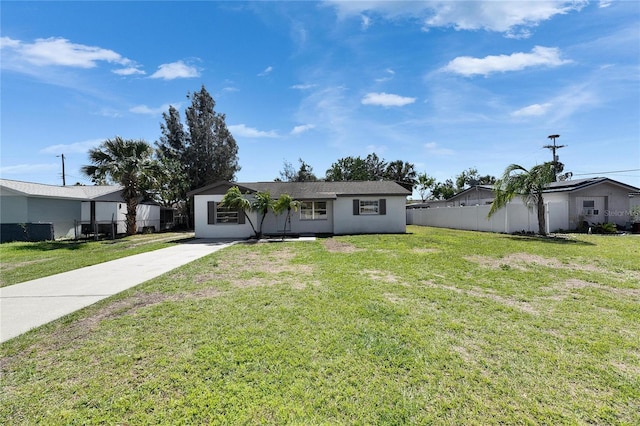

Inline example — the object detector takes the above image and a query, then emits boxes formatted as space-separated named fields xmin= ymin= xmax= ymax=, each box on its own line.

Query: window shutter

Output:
xmin=207 ymin=202 xmax=216 ymax=224
xmin=238 ymin=208 xmax=245 ymax=224
xmin=379 ymin=199 xmax=386 ymax=215
xmin=353 ymin=199 xmax=360 ymax=215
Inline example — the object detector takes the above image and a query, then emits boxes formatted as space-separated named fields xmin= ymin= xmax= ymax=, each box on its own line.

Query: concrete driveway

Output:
xmin=0 ymin=239 xmax=237 ymax=343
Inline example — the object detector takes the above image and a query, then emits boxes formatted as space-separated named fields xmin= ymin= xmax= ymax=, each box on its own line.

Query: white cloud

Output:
xmin=0 ymin=36 xmax=135 ymax=69
xmin=443 ymin=46 xmax=571 ymax=77
xmin=113 ymin=67 xmax=145 ymax=76
xmin=599 ymin=0 xmax=613 ymax=8
xmin=424 ymin=142 xmax=454 ymax=156
xmin=511 ymin=103 xmax=553 ymax=117
xmin=150 ymin=61 xmax=200 ymax=80
xmin=0 ymin=163 xmax=58 ymax=175
xmin=325 ymin=1 xmax=587 ymax=38
xmin=130 ymin=103 xmax=177 ymax=115
xmin=39 ymin=139 xmax=103 ymax=154
xmin=228 ymin=124 xmax=278 ymax=138
xmin=362 ymin=92 xmax=416 ymax=107
xmin=290 ymin=124 xmax=315 ymax=135
xmin=291 ymin=83 xmax=317 ymax=90
xmin=258 ymin=66 xmax=273 ymax=77
xmin=375 ymin=68 xmax=395 ymax=82
xmin=361 ymin=15 xmax=372 ymax=30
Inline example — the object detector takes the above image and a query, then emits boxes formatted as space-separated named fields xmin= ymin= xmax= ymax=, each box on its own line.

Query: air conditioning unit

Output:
xmin=584 ymin=208 xmax=594 ymax=215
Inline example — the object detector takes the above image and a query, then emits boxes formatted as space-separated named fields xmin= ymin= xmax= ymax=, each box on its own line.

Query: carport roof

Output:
xmin=0 ymin=178 xmax=123 ymax=201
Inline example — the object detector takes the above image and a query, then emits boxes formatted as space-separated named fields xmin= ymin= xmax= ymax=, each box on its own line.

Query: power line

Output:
xmin=571 ymin=169 xmax=640 ymax=176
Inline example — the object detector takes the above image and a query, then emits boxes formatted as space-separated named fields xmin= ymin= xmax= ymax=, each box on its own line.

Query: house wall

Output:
xmin=27 ymin=197 xmax=81 ymax=239
xmin=333 ymin=196 xmax=407 ymax=235
xmin=193 ymin=194 xmax=256 ymax=239
xmin=81 ymin=202 xmax=161 ymax=234
xmin=260 ymin=200 xmax=334 ymax=235
xmin=0 ymin=194 xmax=28 ymax=222
xmin=566 ymin=182 xmax=633 ymax=229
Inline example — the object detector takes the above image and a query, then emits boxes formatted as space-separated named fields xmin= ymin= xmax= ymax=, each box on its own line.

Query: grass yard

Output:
xmin=1 ymin=226 xmax=639 ymax=424
xmin=0 ymin=232 xmax=195 ymax=287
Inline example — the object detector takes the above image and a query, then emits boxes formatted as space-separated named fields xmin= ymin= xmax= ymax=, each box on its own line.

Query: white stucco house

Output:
xmin=0 ymin=179 xmax=162 ymax=240
xmin=407 ymin=177 xmax=640 ymax=233
xmin=188 ymin=181 xmax=411 ymax=239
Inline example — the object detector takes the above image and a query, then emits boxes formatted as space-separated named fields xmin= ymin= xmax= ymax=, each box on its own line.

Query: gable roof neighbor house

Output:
xmin=188 ymin=180 xmax=411 ymax=238
xmin=1 ymin=178 xmax=162 ymax=240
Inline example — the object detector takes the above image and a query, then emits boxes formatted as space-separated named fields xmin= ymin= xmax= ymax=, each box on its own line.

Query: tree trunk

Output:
xmin=126 ymin=198 xmax=138 ymax=235
xmin=536 ymin=195 xmax=546 ymax=236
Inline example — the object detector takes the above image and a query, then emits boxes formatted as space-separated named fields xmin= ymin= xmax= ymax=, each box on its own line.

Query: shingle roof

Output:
xmin=0 ymin=179 xmax=123 ymax=200
xmin=543 ymin=177 xmax=639 ymax=193
xmin=190 ymin=180 xmax=411 ymax=199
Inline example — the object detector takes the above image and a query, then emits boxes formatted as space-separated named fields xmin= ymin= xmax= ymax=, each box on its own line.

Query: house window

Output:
xmin=353 ymin=199 xmax=386 ymax=215
xmin=360 ymin=200 xmax=379 ymax=215
xmin=207 ymin=202 xmax=244 ymax=225
xmin=300 ymin=201 xmax=327 ymax=220
xmin=216 ymin=206 xmax=239 ymax=224
xmin=582 ymin=200 xmax=597 ymax=216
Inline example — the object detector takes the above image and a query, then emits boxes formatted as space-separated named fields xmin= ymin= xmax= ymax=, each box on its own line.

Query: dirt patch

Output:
xmin=323 ymin=239 xmax=361 ymax=253
xmin=363 ymin=270 xmax=400 ymax=283
xmin=0 ymin=257 xmax=54 ymax=272
xmin=383 ymin=292 xmax=404 ymax=304
xmin=552 ymin=279 xmax=640 ymax=298
xmin=412 ymin=248 xmax=440 ymax=254
xmin=464 ymin=253 xmax=639 ymax=281
xmin=423 ymin=281 xmax=538 ymax=315
xmin=194 ymin=246 xmax=316 ymax=289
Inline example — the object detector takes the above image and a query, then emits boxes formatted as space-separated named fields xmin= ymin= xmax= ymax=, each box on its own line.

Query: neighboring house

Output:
xmin=188 ymin=181 xmax=411 ymax=239
xmin=543 ymin=177 xmax=640 ymax=229
xmin=0 ymin=179 xmax=162 ymax=240
xmin=407 ymin=177 xmax=640 ymax=232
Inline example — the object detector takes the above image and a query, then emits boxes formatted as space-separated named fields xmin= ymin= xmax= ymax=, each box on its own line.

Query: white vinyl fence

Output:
xmin=407 ymin=201 xmax=569 ymax=234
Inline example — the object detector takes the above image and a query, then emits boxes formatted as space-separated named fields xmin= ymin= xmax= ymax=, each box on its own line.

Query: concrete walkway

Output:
xmin=0 ymin=239 xmax=237 ymax=343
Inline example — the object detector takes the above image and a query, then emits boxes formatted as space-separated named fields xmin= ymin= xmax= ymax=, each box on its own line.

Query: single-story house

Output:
xmin=188 ymin=181 xmax=411 ymax=239
xmin=407 ymin=177 xmax=640 ymax=232
xmin=0 ymin=178 xmax=163 ymax=240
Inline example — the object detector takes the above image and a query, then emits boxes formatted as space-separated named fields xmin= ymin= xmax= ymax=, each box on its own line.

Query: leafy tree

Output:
xmin=184 ymin=85 xmax=240 ymax=190
xmin=220 ymin=186 xmax=258 ymax=237
xmin=488 ymin=163 xmax=556 ymax=236
xmin=364 ymin=153 xmax=387 ymax=181
xmin=277 ymin=158 xmax=318 ymax=182
xmin=274 ymin=193 xmax=300 ymax=239
xmin=384 ymin=160 xmax=417 ymax=191
xmin=455 ymin=167 xmax=496 ymax=192
xmin=416 ymin=173 xmax=436 ymax=202
xmin=431 ymin=179 xmax=456 ymax=200
xmin=325 ymin=156 xmax=369 ymax=181
xmin=82 ymin=137 xmax=159 ymax=235
xmin=155 ymin=106 xmax=189 ymax=209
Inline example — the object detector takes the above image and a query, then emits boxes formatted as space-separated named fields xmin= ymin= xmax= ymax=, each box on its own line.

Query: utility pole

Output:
xmin=543 ymin=134 xmax=566 ymax=181
xmin=57 ymin=153 xmax=66 ymax=186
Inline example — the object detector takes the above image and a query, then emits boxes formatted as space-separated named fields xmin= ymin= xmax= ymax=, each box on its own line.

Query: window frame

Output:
xmin=300 ymin=201 xmax=328 ymax=221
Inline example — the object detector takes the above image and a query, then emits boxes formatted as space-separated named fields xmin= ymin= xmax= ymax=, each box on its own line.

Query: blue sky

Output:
xmin=2 ymin=1 xmax=639 ymax=195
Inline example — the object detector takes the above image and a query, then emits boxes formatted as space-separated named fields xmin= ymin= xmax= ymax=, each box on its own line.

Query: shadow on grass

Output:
xmin=10 ymin=241 xmax=86 ymax=251
xmin=505 ymin=235 xmax=596 ymax=246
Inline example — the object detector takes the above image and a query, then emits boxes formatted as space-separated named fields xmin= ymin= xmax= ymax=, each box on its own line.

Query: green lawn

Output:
xmin=0 ymin=232 xmax=195 ymax=287
xmin=1 ymin=226 xmax=639 ymax=424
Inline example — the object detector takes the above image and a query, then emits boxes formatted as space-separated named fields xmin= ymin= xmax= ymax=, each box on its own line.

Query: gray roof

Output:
xmin=0 ymin=179 xmax=123 ymax=201
xmin=190 ymin=180 xmax=411 ymax=199
xmin=543 ymin=177 xmax=639 ymax=193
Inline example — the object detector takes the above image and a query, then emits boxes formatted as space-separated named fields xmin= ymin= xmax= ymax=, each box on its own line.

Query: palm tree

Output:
xmin=82 ymin=137 xmax=158 ymax=235
xmin=274 ymin=193 xmax=300 ymax=240
xmin=252 ymin=191 xmax=275 ymax=239
xmin=385 ymin=160 xmax=417 ymax=191
xmin=488 ymin=163 xmax=556 ymax=236
xmin=220 ymin=186 xmax=258 ymax=238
